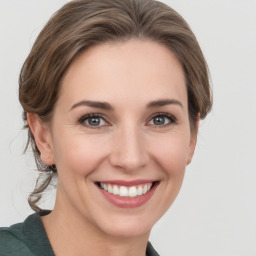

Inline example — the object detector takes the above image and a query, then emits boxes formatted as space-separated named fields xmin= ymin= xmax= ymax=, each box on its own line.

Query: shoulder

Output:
xmin=146 ymin=241 xmax=160 ymax=256
xmin=0 ymin=211 xmax=54 ymax=256
xmin=0 ymin=223 xmax=33 ymax=256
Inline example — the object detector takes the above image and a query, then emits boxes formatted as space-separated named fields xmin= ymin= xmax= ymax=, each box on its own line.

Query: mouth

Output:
xmin=95 ymin=181 xmax=159 ymax=208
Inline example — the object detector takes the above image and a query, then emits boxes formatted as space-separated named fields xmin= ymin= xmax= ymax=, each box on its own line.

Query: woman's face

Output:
xmin=42 ymin=39 xmax=197 ymax=238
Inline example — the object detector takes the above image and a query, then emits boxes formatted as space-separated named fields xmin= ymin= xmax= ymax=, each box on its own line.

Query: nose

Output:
xmin=109 ymin=125 xmax=149 ymax=172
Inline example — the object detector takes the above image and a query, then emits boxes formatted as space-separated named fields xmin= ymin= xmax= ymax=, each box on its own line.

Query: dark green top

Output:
xmin=0 ymin=211 xmax=159 ymax=256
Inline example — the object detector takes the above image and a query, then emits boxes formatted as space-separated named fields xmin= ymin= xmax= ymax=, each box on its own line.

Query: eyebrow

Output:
xmin=70 ymin=100 xmax=113 ymax=111
xmin=146 ymin=99 xmax=183 ymax=109
xmin=70 ymin=98 xmax=183 ymax=111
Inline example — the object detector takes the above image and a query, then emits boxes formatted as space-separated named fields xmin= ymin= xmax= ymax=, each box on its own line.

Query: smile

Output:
xmin=96 ymin=181 xmax=159 ymax=208
xmin=100 ymin=182 xmax=153 ymax=198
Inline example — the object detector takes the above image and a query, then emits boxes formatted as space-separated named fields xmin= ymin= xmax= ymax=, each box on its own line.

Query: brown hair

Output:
xmin=19 ymin=0 xmax=212 ymax=212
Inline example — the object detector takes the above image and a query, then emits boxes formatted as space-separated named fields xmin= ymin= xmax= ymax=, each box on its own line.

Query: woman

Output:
xmin=0 ymin=0 xmax=212 ymax=255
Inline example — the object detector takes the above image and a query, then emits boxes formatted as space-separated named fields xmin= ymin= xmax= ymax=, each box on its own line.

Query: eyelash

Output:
xmin=147 ymin=112 xmax=177 ymax=128
xmin=78 ymin=113 xmax=109 ymax=129
xmin=78 ymin=112 xmax=177 ymax=129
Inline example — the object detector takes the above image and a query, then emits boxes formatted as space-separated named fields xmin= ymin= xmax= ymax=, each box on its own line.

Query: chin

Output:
xmin=102 ymin=219 xmax=152 ymax=239
xmin=92 ymin=211 xmax=158 ymax=239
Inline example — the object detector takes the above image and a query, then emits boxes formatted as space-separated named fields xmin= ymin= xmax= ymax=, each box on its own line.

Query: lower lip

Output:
xmin=98 ymin=183 xmax=159 ymax=208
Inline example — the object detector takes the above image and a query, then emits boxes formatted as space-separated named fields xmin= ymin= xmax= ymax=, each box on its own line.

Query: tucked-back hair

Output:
xmin=19 ymin=0 xmax=212 ymax=212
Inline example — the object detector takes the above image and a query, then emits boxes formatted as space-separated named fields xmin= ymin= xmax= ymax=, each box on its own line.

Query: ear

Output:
xmin=27 ymin=113 xmax=55 ymax=166
xmin=187 ymin=114 xmax=200 ymax=165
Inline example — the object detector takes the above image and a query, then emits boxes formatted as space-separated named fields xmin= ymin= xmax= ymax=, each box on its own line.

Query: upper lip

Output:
xmin=96 ymin=179 xmax=158 ymax=186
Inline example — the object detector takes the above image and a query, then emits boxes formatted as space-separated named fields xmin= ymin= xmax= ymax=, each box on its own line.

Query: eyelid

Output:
xmin=78 ymin=112 xmax=177 ymax=129
xmin=146 ymin=112 xmax=177 ymax=127
xmin=78 ymin=113 xmax=110 ymax=128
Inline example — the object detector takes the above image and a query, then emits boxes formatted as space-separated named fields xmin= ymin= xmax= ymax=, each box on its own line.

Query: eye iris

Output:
xmin=153 ymin=116 xmax=165 ymax=125
xmin=88 ymin=117 xmax=101 ymax=126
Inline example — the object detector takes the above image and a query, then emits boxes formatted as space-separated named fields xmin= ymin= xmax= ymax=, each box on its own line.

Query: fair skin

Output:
xmin=28 ymin=39 xmax=198 ymax=256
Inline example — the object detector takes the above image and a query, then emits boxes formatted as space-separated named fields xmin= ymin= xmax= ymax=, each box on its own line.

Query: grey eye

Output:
xmin=80 ymin=115 xmax=108 ymax=127
xmin=87 ymin=117 xmax=102 ymax=126
xmin=148 ymin=114 xmax=176 ymax=127
xmin=152 ymin=116 xmax=166 ymax=125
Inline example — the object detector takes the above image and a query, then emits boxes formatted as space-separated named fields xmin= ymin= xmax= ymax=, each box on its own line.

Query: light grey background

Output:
xmin=0 ymin=0 xmax=255 ymax=255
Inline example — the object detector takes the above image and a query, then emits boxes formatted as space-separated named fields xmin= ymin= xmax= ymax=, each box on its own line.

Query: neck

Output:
xmin=41 ymin=188 xmax=150 ymax=256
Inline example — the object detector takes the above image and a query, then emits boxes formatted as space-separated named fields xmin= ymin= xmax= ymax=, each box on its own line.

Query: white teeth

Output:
xmin=128 ymin=186 xmax=137 ymax=197
xmin=99 ymin=182 xmax=153 ymax=198
xmin=113 ymin=185 xmax=119 ymax=195
xmin=137 ymin=186 xmax=143 ymax=196
xmin=120 ymin=186 xmax=128 ymax=197
xmin=108 ymin=184 xmax=113 ymax=194
xmin=143 ymin=184 xmax=148 ymax=194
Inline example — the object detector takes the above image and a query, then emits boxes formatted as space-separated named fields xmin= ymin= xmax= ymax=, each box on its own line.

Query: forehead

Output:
xmin=58 ymin=39 xmax=187 ymax=109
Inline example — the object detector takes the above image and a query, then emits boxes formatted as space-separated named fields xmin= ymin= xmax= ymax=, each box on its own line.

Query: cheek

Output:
xmin=150 ymin=134 xmax=190 ymax=176
xmin=52 ymin=134 xmax=108 ymax=177
xmin=144 ymin=135 xmax=191 ymax=218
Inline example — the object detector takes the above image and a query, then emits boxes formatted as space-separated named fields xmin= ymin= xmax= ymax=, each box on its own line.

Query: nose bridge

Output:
xmin=110 ymin=121 xmax=149 ymax=171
